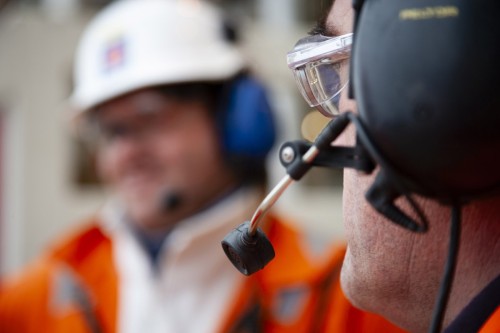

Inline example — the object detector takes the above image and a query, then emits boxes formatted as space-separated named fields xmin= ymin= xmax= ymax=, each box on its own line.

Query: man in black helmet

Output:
xmin=287 ymin=0 xmax=500 ymax=332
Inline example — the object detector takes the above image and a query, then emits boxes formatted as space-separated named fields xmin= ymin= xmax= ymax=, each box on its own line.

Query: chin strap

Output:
xmin=429 ymin=204 xmax=462 ymax=333
xmin=365 ymin=171 xmax=428 ymax=232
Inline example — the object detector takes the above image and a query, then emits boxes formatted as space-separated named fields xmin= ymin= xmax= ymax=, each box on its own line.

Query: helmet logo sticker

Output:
xmin=102 ymin=35 xmax=126 ymax=73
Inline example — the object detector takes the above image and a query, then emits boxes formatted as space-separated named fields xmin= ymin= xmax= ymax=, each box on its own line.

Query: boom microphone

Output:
xmin=221 ymin=113 xmax=375 ymax=275
xmin=161 ymin=191 xmax=183 ymax=212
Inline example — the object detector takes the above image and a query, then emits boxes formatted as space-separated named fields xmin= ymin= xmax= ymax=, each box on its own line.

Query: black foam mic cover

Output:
xmin=161 ymin=191 xmax=183 ymax=212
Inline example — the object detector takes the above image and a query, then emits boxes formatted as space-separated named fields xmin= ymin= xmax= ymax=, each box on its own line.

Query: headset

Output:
xmin=221 ymin=0 xmax=500 ymax=332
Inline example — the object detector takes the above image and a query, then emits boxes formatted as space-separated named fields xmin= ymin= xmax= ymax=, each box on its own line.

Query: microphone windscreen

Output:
xmin=161 ymin=191 xmax=183 ymax=212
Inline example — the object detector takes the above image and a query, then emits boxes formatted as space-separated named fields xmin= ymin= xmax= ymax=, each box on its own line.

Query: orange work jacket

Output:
xmin=0 ymin=215 xmax=405 ymax=333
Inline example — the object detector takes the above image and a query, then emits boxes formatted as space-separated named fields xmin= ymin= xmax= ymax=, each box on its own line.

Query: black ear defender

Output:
xmin=352 ymin=0 xmax=500 ymax=201
xmin=223 ymin=1 xmax=499 ymax=331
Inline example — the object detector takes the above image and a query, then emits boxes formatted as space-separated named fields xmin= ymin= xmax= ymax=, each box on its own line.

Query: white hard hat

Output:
xmin=70 ymin=0 xmax=246 ymax=115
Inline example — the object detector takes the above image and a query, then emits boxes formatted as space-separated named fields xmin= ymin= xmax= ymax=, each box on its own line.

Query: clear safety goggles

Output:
xmin=287 ymin=33 xmax=352 ymax=117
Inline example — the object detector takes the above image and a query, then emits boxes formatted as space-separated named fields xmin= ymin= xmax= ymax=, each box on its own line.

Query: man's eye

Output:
xmin=101 ymin=124 xmax=130 ymax=140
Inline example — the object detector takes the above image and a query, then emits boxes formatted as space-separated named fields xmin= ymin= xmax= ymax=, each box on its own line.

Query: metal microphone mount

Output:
xmin=221 ymin=112 xmax=375 ymax=275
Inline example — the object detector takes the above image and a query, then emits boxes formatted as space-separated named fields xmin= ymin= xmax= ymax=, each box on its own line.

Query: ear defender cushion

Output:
xmin=221 ymin=75 xmax=277 ymax=160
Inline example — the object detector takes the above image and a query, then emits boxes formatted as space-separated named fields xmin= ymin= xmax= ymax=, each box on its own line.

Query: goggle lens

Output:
xmin=288 ymin=33 xmax=352 ymax=117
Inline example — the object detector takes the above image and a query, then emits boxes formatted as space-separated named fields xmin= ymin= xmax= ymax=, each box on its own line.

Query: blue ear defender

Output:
xmin=221 ymin=74 xmax=277 ymax=162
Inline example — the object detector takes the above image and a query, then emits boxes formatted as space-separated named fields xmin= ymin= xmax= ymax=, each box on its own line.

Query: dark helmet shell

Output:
xmin=352 ymin=0 xmax=500 ymax=200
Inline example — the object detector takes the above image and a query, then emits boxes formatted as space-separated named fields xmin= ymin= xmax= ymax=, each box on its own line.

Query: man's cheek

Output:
xmin=96 ymin=150 xmax=114 ymax=182
xmin=334 ymin=122 xmax=356 ymax=147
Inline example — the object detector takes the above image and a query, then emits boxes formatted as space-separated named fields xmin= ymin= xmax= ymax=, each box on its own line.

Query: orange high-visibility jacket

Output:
xmin=0 ymin=215 xmax=405 ymax=333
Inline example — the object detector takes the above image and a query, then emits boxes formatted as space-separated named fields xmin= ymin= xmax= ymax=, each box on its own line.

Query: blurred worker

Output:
xmin=0 ymin=0 xmax=406 ymax=332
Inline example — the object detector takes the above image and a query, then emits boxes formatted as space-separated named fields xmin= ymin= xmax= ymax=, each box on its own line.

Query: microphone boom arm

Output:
xmin=222 ymin=112 xmax=376 ymax=275
xmin=248 ymin=145 xmax=321 ymax=235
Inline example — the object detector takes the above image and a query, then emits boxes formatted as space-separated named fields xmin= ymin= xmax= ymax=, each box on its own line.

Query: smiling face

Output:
xmin=93 ymin=87 xmax=238 ymax=231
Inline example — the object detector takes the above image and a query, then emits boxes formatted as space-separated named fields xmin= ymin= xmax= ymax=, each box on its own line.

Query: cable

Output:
xmin=428 ymin=204 xmax=462 ymax=333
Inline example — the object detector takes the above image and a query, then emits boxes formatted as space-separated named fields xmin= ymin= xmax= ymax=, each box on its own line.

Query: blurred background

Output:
xmin=0 ymin=0 xmax=344 ymax=276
